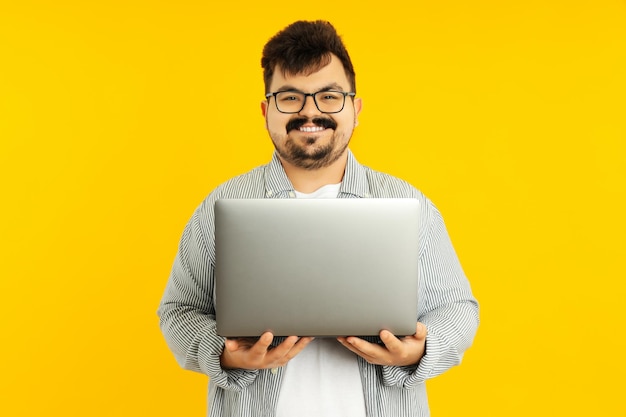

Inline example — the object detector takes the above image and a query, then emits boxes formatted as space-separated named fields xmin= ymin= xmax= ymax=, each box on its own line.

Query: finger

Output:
xmin=224 ymin=339 xmax=238 ymax=352
xmin=227 ymin=337 xmax=257 ymax=350
xmin=247 ymin=332 xmax=275 ymax=359
xmin=344 ymin=336 xmax=387 ymax=358
xmin=292 ymin=336 xmax=315 ymax=351
xmin=278 ymin=336 xmax=315 ymax=363
xmin=379 ymin=330 xmax=404 ymax=354
xmin=337 ymin=338 xmax=361 ymax=355
xmin=337 ymin=338 xmax=382 ymax=364
xmin=265 ymin=335 xmax=300 ymax=359
xmin=404 ymin=323 xmax=427 ymax=342
xmin=265 ymin=336 xmax=310 ymax=366
xmin=289 ymin=336 xmax=315 ymax=356
xmin=416 ymin=322 xmax=427 ymax=339
xmin=258 ymin=332 xmax=274 ymax=347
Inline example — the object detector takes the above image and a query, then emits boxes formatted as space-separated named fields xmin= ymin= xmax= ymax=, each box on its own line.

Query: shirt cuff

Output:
xmin=381 ymin=333 xmax=441 ymax=389
xmin=198 ymin=333 xmax=260 ymax=391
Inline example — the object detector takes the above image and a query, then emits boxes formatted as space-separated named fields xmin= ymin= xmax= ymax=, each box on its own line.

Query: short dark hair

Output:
xmin=261 ymin=20 xmax=356 ymax=94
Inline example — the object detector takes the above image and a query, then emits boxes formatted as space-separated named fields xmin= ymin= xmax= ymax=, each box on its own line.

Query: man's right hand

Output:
xmin=220 ymin=332 xmax=314 ymax=370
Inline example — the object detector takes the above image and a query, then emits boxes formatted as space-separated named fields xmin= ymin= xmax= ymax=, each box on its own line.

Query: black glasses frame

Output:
xmin=265 ymin=90 xmax=356 ymax=114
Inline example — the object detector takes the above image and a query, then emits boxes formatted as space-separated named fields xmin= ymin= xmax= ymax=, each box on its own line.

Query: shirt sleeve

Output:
xmin=381 ymin=198 xmax=479 ymax=389
xmin=157 ymin=198 xmax=259 ymax=391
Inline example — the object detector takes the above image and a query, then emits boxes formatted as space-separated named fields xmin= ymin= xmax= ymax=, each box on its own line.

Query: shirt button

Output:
xmin=266 ymin=190 xmax=274 ymax=197
xmin=271 ymin=367 xmax=278 ymax=375
xmin=288 ymin=191 xmax=295 ymax=198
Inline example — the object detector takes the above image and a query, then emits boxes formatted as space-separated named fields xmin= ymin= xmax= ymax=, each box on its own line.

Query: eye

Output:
xmin=318 ymin=92 xmax=342 ymax=101
xmin=278 ymin=92 xmax=302 ymax=102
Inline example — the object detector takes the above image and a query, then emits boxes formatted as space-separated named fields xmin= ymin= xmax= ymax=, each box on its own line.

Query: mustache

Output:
xmin=286 ymin=117 xmax=337 ymax=132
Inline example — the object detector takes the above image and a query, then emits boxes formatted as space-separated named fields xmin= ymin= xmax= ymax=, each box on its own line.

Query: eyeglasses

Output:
xmin=265 ymin=90 xmax=356 ymax=114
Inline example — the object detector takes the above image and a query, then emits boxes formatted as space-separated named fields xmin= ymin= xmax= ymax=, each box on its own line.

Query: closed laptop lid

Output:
xmin=214 ymin=198 xmax=419 ymax=337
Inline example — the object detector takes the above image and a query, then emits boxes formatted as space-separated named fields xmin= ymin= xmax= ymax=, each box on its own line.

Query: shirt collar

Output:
xmin=338 ymin=150 xmax=371 ymax=198
xmin=264 ymin=152 xmax=296 ymax=198
xmin=263 ymin=149 xmax=371 ymax=199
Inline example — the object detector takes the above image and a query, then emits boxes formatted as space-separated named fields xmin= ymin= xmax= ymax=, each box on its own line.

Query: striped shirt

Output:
xmin=157 ymin=149 xmax=479 ymax=417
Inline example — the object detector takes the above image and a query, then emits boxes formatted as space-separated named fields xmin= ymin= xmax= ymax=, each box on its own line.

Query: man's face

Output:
xmin=261 ymin=54 xmax=362 ymax=170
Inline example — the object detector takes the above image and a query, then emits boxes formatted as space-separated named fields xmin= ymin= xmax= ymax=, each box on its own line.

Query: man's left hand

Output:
xmin=337 ymin=322 xmax=427 ymax=367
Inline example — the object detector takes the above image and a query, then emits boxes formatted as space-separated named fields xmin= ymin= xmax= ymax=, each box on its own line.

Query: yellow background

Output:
xmin=1 ymin=1 xmax=625 ymax=416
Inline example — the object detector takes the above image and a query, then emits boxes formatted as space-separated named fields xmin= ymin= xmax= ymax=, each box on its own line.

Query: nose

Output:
xmin=298 ymin=94 xmax=321 ymax=117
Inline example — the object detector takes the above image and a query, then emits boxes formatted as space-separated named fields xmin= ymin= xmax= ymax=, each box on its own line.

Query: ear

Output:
xmin=260 ymin=100 xmax=270 ymax=130
xmin=353 ymin=97 xmax=362 ymax=124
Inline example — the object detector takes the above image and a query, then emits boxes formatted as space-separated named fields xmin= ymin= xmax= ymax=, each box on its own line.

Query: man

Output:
xmin=158 ymin=20 xmax=479 ymax=417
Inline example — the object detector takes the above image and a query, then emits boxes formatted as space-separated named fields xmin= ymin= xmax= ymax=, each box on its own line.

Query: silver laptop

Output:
xmin=214 ymin=198 xmax=419 ymax=337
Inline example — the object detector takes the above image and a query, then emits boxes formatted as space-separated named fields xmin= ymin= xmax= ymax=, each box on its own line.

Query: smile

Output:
xmin=298 ymin=126 xmax=326 ymax=133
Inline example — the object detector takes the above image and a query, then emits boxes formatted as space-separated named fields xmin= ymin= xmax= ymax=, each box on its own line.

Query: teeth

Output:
xmin=299 ymin=126 xmax=325 ymax=133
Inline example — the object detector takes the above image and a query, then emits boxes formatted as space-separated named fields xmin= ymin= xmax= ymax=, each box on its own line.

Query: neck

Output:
xmin=280 ymin=151 xmax=348 ymax=193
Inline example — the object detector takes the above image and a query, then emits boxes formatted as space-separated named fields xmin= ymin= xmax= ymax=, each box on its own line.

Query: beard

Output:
xmin=279 ymin=134 xmax=349 ymax=170
xmin=270 ymin=116 xmax=351 ymax=170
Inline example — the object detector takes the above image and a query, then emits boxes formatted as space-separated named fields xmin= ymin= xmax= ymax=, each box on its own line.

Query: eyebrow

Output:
xmin=275 ymin=83 xmax=346 ymax=93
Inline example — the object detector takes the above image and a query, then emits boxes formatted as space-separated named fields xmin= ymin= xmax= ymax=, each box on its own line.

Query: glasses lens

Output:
xmin=275 ymin=92 xmax=305 ymax=113
xmin=314 ymin=91 xmax=345 ymax=113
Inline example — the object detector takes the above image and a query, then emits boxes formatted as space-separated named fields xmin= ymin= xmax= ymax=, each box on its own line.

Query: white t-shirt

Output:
xmin=276 ymin=183 xmax=366 ymax=417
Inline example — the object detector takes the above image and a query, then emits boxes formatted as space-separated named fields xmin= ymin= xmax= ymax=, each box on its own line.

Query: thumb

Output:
xmin=415 ymin=323 xmax=428 ymax=340
xmin=224 ymin=339 xmax=238 ymax=351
